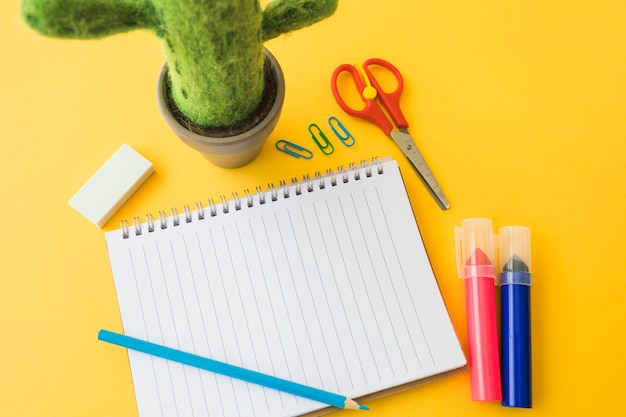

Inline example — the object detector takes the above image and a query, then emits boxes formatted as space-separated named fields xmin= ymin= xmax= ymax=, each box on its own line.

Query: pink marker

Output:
xmin=455 ymin=218 xmax=502 ymax=401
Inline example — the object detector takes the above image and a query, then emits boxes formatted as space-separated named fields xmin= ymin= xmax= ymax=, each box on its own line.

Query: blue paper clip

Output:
xmin=275 ymin=140 xmax=313 ymax=159
xmin=328 ymin=116 xmax=355 ymax=147
xmin=308 ymin=123 xmax=334 ymax=155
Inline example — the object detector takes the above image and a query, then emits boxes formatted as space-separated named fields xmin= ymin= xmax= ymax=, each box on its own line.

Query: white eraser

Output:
xmin=69 ymin=144 xmax=154 ymax=228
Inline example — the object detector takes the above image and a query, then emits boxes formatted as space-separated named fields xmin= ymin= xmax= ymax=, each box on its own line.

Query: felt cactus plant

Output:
xmin=20 ymin=0 xmax=338 ymax=132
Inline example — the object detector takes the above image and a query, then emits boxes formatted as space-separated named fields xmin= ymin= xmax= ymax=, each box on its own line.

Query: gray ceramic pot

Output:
xmin=156 ymin=49 xmax=285 ymax=168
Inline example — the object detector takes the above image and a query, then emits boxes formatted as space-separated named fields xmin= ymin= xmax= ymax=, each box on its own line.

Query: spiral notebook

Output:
xmin=104 ymin=158 xmax=466 ymax=417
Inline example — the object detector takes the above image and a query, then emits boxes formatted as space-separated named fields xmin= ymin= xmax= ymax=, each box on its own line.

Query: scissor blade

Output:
xmin=390 ymin=130 xmax=451 ymax=210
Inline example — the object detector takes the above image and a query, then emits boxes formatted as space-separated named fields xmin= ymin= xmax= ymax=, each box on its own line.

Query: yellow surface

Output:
xmin=1 ymin=1 xmax=625 ymax=415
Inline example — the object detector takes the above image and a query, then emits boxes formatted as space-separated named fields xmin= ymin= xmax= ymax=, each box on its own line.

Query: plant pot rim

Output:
xmin=156 ymin=48 xmax=285 ymax=167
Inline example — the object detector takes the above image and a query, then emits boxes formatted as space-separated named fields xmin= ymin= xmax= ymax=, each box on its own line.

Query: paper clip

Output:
xmin=308 ymin=123 xmax=334 ymax=155
xmin=328 ymin=116 xmax=355 ymax=147
xmin=275 ymin=140 xmax=313 ymax=159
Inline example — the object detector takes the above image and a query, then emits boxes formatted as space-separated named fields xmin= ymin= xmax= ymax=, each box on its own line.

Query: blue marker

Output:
xmin=498 ymin=226 xmax=532 ymax=408
xmin=98 ymin=330 xmax=369 ymax=411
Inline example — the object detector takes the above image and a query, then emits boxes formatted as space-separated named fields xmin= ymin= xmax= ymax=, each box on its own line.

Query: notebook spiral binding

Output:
xmin=121 ymin=158 xmax=386 ymax=239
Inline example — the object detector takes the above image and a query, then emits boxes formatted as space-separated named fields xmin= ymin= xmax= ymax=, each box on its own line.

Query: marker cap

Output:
xmin=499 ymin=226 xmax=532 ymax=286
xmin=455 ymin=218 xmax=496 ymax=280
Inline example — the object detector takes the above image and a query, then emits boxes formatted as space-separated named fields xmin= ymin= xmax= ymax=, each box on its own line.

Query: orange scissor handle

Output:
xmin=331 ymin=63 xmax=394 ymax=135
xmin=362 ymin=58 xmax=409 ymax=129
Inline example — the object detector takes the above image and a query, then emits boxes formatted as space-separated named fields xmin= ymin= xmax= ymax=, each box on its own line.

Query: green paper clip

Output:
xmin=275 ymin=140 xmax=313 ymax=159
xmin=328 ymin=116 xmax=355 ymax=147
xmin=308 ymin=123 xmax=334 ymax=155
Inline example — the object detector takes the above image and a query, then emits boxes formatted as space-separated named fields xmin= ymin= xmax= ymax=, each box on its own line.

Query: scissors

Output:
xmin=331 ymin=58 xmax=450 ymax=210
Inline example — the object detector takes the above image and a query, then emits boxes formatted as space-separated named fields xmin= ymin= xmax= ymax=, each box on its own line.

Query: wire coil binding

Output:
xmin=120 ymin=157 xmax=384 ymax=239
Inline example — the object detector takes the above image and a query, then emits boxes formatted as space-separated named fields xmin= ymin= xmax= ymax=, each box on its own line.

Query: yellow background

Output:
xmin=1 ymin=1 xmax=625 ymax=415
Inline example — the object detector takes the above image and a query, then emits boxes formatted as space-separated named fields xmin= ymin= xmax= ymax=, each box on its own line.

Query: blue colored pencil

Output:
xmin=98 ymin=329 xmax=369 ymax=411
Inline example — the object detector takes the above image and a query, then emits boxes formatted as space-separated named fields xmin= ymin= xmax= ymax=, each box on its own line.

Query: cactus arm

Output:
xmin=21 ymin=0 xmax=157 ymax=39
xmin=261 ymin=0 xmax=338 ymax=41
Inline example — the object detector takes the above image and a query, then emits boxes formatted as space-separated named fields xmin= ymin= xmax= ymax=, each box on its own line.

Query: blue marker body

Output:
xmin=499 ymin=226 xmax=532 ymax=408
xmin=501 ymin=271 xmax=531 ymax=408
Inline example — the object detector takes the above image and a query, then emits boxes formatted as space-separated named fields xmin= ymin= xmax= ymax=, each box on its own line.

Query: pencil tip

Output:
xmin=344 ymin=399 xmax=369 ymax=410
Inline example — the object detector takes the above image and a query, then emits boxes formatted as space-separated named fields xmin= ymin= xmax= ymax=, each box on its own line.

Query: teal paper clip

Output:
xmin=275 ymin=139 xmax=313 ymax=159
xmin=308 ymin=123 xmax=334 ymax=155
xmin=328 ymin=116 xmax=355 ymax=147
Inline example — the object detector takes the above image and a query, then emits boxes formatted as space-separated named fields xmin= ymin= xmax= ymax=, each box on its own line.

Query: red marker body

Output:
xmin=456 ymin=218 xmax=502 ymax=401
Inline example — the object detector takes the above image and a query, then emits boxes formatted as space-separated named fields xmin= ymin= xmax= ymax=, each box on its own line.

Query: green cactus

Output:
xmin=20 ymin=0 xmax=338 ymax=129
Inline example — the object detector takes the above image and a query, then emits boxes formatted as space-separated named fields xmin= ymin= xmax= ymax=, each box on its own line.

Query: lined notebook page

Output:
xmin=105 ymin=159 xmax=465 ymax=417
